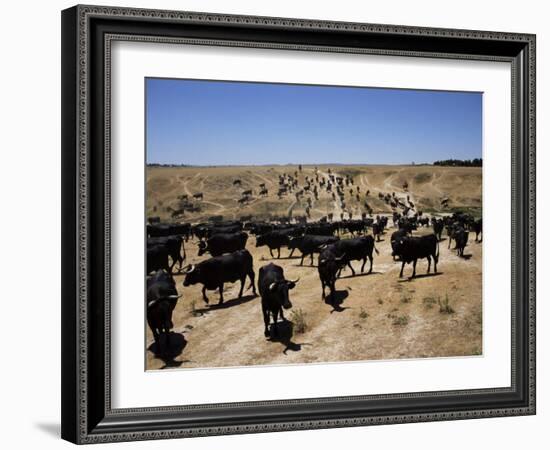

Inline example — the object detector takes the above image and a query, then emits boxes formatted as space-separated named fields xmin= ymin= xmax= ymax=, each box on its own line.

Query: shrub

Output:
xmin=290 ymin=308 xmax=308 ymax=334
xmin=438 ymin=294 xmax=455 ymax=314
xmin=392 ymin=315 xmax=409 ymax=326
xmin=423 ymin=297 xmax=437 ymax=309
xmin=414 ymin=172 xmax=432 ymax=184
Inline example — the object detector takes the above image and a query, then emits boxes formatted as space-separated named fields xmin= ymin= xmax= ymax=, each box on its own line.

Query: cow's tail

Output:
xmin=435 ymin=238 xmax=439 ymax=264
xmin=373 ymin=243 xmax=379 ymax=255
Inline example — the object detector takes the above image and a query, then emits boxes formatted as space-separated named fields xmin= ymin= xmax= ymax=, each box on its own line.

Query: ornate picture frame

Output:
xmin=61 ymin=5 xmax=535 ymax=444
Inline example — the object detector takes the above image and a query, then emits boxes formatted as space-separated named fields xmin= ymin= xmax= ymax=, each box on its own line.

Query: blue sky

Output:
xmin=146 ymin=78 xmax=482 ymax=166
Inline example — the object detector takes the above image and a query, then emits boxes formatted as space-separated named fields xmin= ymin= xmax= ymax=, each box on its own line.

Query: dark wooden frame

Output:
xmin=61 ymin=4 xmax=536 ymax=444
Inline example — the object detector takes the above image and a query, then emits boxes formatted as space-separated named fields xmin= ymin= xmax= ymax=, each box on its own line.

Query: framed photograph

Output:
xmin=61 ymin=5 xmax=536 ymax=444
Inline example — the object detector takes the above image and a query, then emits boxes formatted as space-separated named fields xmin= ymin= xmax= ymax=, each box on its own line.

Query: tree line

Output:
xmin=433 ymin=158 xmax=482 ymax=167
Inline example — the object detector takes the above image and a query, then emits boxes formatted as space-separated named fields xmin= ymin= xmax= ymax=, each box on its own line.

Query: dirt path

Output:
xmin=147 ymin=227 xmax=482 ymax=370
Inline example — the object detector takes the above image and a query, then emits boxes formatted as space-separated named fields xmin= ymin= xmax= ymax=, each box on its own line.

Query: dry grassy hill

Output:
xmin=146 ymin=165 xmax=482 ymax=223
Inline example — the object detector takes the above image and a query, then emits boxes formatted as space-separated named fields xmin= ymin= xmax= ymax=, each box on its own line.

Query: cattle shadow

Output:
xmin=148 ymin=331 xmax=187 ymax=368
xmin=398 ymin=272 xmax=444 ymax=282
xmin=338 ymin=271 xmax=382 ymax=280
xmin=268 ymin=320 xmax=312 ymax=354
xmin=194 ymin=293 xmax=258 ymax=314
xmin=325 ymin=289 xmax=350 ymax=312
xmin=460 ymin=254 xmax=473 ymax=260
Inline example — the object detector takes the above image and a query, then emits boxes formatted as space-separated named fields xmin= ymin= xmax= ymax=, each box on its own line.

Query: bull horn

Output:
xmin=147 ymin=300 xmax=158 ymax=308
xmin=334 ymin=253 xmax=346 ymax=262
xmin=269 ymin=282 xmax=277 ymax=291
xmin=167 ymin=294 xmax=182 ymax=300
xmin=183 ymin=264 xmax=195 ymax=274
xmin=287 ymin=277 xmax=300 ymax=284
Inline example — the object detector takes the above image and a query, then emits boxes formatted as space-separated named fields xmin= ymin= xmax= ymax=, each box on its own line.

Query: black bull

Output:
xmin=197 ymin=231 xmax=248 ymax=257
xmin=182 ymin=249 xmax=257 ymax=304
xmin=323 ymin=236 xmax=379 ymax=276
xmin=393 ymin=234 xmax=439 ymax=278
xmin=258 ymin=263 xmax=298 ymax=338
xmin=146 ymin=270 xmax=182 ymax=353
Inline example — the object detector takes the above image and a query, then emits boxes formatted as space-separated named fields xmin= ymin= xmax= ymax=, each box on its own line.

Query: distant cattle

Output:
xmin=147 ymin=216 xmax=161 ymax=225
xmin=193 ymin=192 xmax=203 ymax=200
xmin=147 ymin=270 xmax=181 ymax=353
xmin=197 ymin=231 xmax=248 ymax=257
xmin=182 ymin=249 xmax=256 ymax=304
xmin=392 ymin=234 xmax=439 ymax=278
xmin=258 ymin=263 xmax=298 ymax=337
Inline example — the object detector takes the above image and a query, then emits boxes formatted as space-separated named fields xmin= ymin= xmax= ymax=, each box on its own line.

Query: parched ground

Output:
xmin=146 ymin=165 xmax=482 ymax=370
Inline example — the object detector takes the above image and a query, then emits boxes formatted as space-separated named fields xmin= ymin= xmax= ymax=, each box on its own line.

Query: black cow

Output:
xmin=147 ymin=245 xmax=170 ymax=274
xmin=288 ymin=235 xmax=339 ymax=265
xmin=432 ymin=218 xmax=444 ymax=241
xmin=470 ymin=218 xmax=483 ymax=242
xmin=325 ymin=235 xmax=379 ymax=276
xmin=147 ymin=223 xmax=174 ymax=238
xmin=372 ymin=222 xmax=384 ymax=242
xmin=147 ymin=235 xmax=185 ymax=272
xmin=318 ymin=246 xmax=346 ymax=303
xmin=197 ymin=231 xmax=248 ymax=257
xmin=392 ymin=234 xmax=439 ymax=278
xmin=305 ymin=223 xmax=336 ymax=236
xmin=182 ymin=249 xmax=256 ymax=304
xmin=446 ymin=222 xmax=461 ymax=249
xmin=390 ymin=229 xmax=408 ymax=260
xmin=205 ymin=223 xmax=243 ymax=239
xmin=258 ymin=263 xmax=298 ymax=337
xmin=256 ymin=231 xmax=290 ymax=258
xmin=148 ymin=222 xmax=191 ymax=241
xmin=398 ymin=218 xmax=417 ymax=234
xmin=147 ymin=270 xmax=181 ymax=353
xmin=453 ymin=227 xmax=469 ymax=257
xmin=344 ymin=220 xmax=366 ymax=236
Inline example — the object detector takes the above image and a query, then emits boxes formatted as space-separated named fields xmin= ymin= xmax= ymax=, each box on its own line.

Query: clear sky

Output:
xmin=146 ymin=78 xmax=482 ymax=166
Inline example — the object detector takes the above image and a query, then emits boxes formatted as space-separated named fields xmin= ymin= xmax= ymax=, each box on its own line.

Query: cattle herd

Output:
xmin=146 ymin=168 xmax=482 ymax=358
